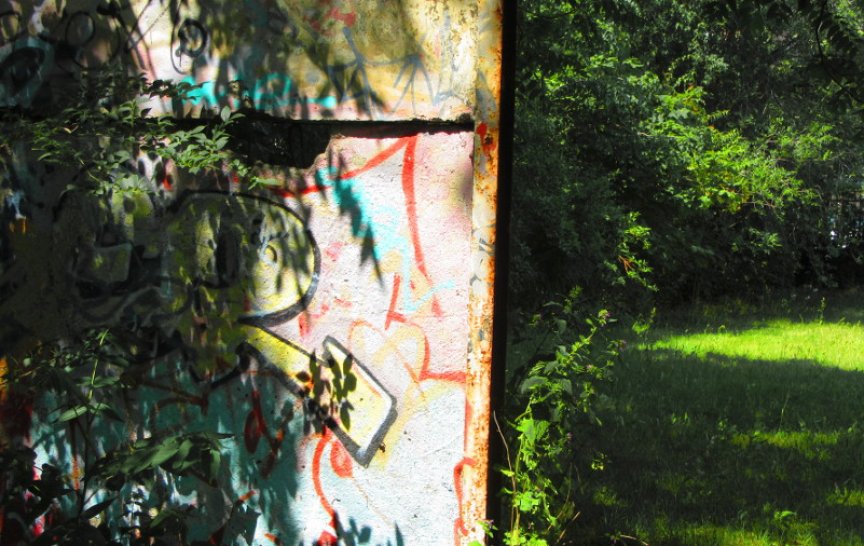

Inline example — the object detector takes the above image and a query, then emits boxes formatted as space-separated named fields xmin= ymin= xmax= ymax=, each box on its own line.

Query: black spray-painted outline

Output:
xmin=174 ymin=191 xmax=395 ymax=466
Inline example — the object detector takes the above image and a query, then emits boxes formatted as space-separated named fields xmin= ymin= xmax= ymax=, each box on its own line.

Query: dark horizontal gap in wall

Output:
xmin=219 ymin=110 xmax=475 ymax=168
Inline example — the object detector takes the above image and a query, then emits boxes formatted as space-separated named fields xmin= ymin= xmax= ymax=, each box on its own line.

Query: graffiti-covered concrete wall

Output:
xmin=0 ymin=1 xmax=503 ymax=545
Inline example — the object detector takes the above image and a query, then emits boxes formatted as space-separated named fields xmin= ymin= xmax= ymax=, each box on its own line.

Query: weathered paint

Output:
xmin=0 ymin=1 xmax=504 ymax=544
xmin=463 ymin=0 xmax=505 ymax=543
xmin=0 ymin=0 xmax=476 ymax=120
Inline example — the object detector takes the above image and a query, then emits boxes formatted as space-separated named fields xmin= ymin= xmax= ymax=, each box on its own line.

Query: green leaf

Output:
xmin=56 ymin=405 xmax=88 ymax=423
xmin=555 ymin=319 xmax=567 ymax=334
xmin=176 ymin=438 xmax=193 ymax=461
xmin=91 ymin=402 xmax=123 ymax=421
xmin=516 ymin=417 xmax=549 ymax=444
xmin=198 ymin=431 xmax=233 ymax=441
xmin=559 ymin=379 xmax=573 ymax=395
xmin=149 ymin=439 xmax=180 ymax=467
xmin=90 ymin=375 xmax=120 ymax=389
xmin=519 ymin=376 xmax=546 ymax=394
xmin=516 ymin=490 xmax=541 ymax=512
xmin=209 ymin=448 xmax=221 ymax=480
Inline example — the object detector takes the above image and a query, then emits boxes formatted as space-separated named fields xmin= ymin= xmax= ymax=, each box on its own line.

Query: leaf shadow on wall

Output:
xmin=161 ymin=0 xmax=435 ymax=120
xmin=0 ymin=167 xmax=390 ymax=544
xmin=0 ymin=0 xmax=443 ymax=541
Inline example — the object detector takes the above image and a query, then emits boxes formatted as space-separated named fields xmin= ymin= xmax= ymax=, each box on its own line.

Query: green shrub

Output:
xmin=499 ymin=307 xmax=618 ymax=545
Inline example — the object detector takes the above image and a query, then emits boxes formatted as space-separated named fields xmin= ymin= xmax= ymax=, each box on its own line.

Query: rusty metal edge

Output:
xmin=462 ymin=0 xmax=507 ymax=544
xmin=486 ymin=0 xmax=516 ymax=539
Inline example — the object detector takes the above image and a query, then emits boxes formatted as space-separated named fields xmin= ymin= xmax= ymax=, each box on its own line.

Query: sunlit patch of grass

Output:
xmin=649 ymin=518 xmax=864 ymax=546
xmin=571 ymin=289 xmax=864 ymax=546
xmin=647 ymin=321 xmax=864 ymax=371
xmin=625 ymin=512 xmax=824 ymax=546
xmin=670 ymin=523 xmax=784 ymax=546
xmin=628 ymin=517 xmax=786 ymax=546
xmin=827 ymin=487 xmax=864 ymax=508
xmin=731 ymin=429 xmax=840 ymax=460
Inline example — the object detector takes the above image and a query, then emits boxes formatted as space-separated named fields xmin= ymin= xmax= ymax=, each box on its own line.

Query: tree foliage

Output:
xmin=0 ymin=68 xmax=264 ymax=545
xmin=510 ymin=0 xmax=864 ymax=311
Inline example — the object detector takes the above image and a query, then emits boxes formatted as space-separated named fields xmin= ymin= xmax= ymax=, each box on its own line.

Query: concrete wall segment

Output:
xmin=2 ymin=129 xmax=480 ymax=544
xmin=0 ymin=1 xmax=505 ymax=544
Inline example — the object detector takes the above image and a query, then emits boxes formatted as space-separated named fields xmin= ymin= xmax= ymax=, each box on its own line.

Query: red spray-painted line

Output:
xmin=243 ymin=390 xmax=289 ymax=478
xmin=452 ymin=457 xmax=477 ymax=538
xmin=400 ymin=136 xmax=442 ymax=317
xmin=297 ymin=313 xmax=310 ymax=338
xmin=464 ymin=399 xmax=474 ymax=453
xmin=384 ymin=280 xmax=464 ymax=381
xmin=417 ymin=332 xmax=466 ymax=384
xmin=243 ymin=390 xmax=268 ymax=454
xmin=329 ymin=438 xmax=353 ymax=479
xmin=270 ymin=138 xmax=411 ymax=200
xmin=312 ymin=429 xmax=339 ymax=545
xmin=384 ymin=274 xmax=407 ymax=329
xmin=454 ymin=401 xmax=477 ymax=541
xmin=312 ymin=430 xmax=334 ymax=515
xmin=340 ymin=138 xmax=410 ymax=180
xmin=271 ymin=135 xmax=443 ymax=316
xmin=238 ymin=490 xmax=257 ymax=502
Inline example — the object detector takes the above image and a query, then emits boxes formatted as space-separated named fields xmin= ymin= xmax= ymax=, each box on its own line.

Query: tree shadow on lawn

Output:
xmin=584 ymin=347 xmax=864 ymax=545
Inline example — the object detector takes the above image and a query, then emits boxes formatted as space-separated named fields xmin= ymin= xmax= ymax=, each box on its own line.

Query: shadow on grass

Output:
xmin=582 ymin=347 xmax=864 ymax=545
xmin=651 ymin=288 xmax=864 ymax=333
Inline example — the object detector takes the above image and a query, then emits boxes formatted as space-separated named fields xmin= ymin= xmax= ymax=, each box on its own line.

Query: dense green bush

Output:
xmin=510 ymin=0 xmax=864 ymax=313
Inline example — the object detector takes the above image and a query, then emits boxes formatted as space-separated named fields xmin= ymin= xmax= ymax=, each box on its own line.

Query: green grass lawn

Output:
xmin=575 ymin=289 xmax=864 ymax=545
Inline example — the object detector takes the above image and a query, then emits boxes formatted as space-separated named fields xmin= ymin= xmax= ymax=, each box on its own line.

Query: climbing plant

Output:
xmin=0 ymin=66 xmax=270 ymax=544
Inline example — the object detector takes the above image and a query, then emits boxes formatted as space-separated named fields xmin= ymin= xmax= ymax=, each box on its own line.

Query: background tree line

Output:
xmin=510 ymin=0 xmax=864 ymax=314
